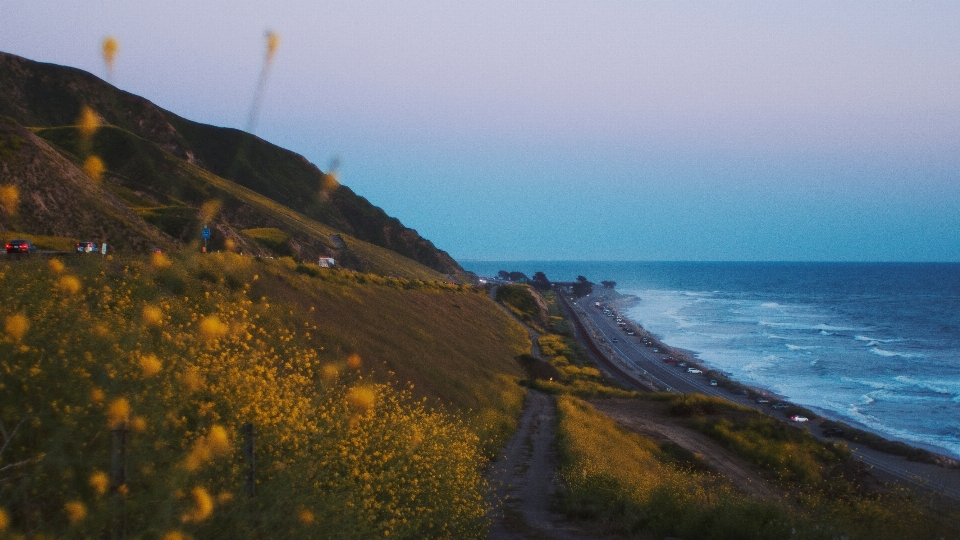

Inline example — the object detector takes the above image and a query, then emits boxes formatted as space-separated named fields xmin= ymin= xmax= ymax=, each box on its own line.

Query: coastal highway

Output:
xmin=559 ymin=292 xmax=960 ymax=503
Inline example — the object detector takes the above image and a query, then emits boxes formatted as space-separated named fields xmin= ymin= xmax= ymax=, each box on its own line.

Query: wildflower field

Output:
xmin=0 ymin=252 xmax=527 ymax=538
xmin=556 ymin=392 xmax=960 ymax=540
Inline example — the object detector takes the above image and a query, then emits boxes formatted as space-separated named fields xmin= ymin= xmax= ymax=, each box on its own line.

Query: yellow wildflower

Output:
xmin=151 ymin=252 xmax=172 ymax=269
xmin=138 ymin=353 xmax=162 ymax=377
xmin=48 ymin=258 xmax=65 ymax=273
xmin=347 ymin=385 xmax=376 ymax=413
xmin=64 ymin=501 xmax=86 ymax=523
xmin=84 ymin=155 xmax=105 ymax=182
xmin=198 ymin=315 xmax=228 ymax=341
xmin=298 ymin=509 xmax=314 ymax=524
xmin=78 ymin=106 xmax=100 ymax=138
xmin=0 ymin=184 xmax=18 ymax=215
xmin=4 ymin=314 xmax=29 ymax=341
xmin=106 ymin=398 xmax=130 ymax=428
xmin=102 ymin=37 xmax=119 ymax=72
xmin=0 ymin=508 xmax=8 ymax=530
xmin=347 ymin=353 xmax=362 ymax=369
xmin=90 ymin=388 xmax=105 ymax=404
xmin=181 ymin=487 xmax=214 ymax=522
xmin=58 ymin=275 xmax=82 ymax=294
xmin=143 ymin=305 xmax=163 ymax=325
xmin=162 ymin=532 xmax=186 ymax=540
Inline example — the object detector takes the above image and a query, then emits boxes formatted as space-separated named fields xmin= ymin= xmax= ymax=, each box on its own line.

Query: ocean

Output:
xmin=462 ymin=261 xmax=960 ymax=459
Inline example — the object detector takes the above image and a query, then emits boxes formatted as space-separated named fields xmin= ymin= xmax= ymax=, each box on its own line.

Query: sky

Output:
xmin=2 ymin=1 xmax=959 ymax=261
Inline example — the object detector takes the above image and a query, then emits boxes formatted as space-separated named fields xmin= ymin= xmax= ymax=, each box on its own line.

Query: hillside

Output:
xmin=0 ymin=253 xmax=528 ymax=538
xmin=0 ymin=51 xmax=466 ymax=280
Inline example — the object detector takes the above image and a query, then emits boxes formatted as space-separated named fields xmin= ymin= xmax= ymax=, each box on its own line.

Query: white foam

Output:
xmin=761 ymin=302 xmax=780 ymax=308
xmin=855 ymin=335 xmax=903 ymax=344
xmin=870 ymin=348 xmax=924 ymax=359
xmin=767 ymin=334 xmax=788 ymax=340
xmin=786 ymin=344 xmax=821 ymax=351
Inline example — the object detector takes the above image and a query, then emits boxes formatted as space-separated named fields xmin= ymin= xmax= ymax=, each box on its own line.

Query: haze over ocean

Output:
xmin=464 ymin=261 xmax=960 ymax=459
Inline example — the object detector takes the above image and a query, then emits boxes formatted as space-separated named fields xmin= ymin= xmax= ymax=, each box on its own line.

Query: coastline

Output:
xmin=588 ymin=287 xmax=960 ymax=469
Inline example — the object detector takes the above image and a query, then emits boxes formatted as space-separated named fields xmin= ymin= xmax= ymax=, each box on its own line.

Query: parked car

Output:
xmin=822 ymin=427 xmax=845 ymax=437
xmin=76 ymin=241 xmax=99 ymax=253
xmin=790 ymin=415 xmax=809 ymax=422
xmin=687 ymin=368 xmax=702 ymax=374
xmin=6 ymin=239 xmax=37 ymax=254
xmin=771 ymin=402 xmax=788 ymax=410
xmin=709 ymin=380 xmax=718 ymax=386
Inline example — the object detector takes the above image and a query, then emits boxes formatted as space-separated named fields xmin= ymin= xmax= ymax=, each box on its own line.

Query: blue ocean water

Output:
xmin=462 ymin=261 xmax=960 ymax=459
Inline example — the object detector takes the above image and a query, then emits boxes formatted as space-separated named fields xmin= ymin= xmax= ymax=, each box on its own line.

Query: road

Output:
xmin=560 ymin=291 xmax=960 ymax=503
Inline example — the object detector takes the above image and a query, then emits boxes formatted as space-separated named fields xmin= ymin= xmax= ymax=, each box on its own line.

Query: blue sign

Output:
xmin=201 ymin=227 xmax=211 ymax=239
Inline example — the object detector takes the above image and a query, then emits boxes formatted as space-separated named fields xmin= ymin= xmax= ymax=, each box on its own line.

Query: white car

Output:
xmin=687 ymin=368 xmax=702 ymax=374
xmin=790 ymin=415 xmax=809 ymax=422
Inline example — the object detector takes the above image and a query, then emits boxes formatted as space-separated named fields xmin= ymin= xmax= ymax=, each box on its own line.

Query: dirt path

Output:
xmin=588 ymin=398 xmax=782 ymax=501
xmin=487 ymin=391 xmax=600 ymax=540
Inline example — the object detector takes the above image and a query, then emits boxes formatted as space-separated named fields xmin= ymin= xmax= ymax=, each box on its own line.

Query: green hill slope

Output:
xmin=0 ymin=50 xmax=465 ymax=279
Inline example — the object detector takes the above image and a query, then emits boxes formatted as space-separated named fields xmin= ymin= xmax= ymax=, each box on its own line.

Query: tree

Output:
xmin=601 ymin=280 xmax=617 ymax=289
xmin=571 ymin=275 xmax=593 ymax=297
xmin=497 ymin=270 xmax=510 ymax=281
xmin=531 ymin=271 xmax=551 ymax=291
xmin=508 ymin=271 xmax=529 ymax=283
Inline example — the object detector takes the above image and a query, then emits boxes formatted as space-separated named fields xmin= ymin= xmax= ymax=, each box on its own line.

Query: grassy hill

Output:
xmin=0 ymin=50 xmax=466 ymax=280
xmin=0 ymin=253 xmax=527 ymax=538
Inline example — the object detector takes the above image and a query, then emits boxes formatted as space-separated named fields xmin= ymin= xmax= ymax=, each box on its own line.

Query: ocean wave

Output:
xmin=763 ymin=354 xmax=779 ymax=361
xmin=767 ymin=334 xmax=788 ymax=340
xmin=786 ymin=344 xmax=821 ymax=351
xmin=870 ymin=348 xmax=924 ymax=359
xmin=893 ymin=376 xmax=959 ymax=397
xmin=855 ymin=335 xmax=903 ymax=344
xmin=760 ymin=302 xmax=780 ymax=308
xmin=819 ymin=330 xmax=834 ymax=336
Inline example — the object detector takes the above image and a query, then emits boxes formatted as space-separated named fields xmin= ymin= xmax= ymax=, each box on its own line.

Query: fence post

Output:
xmin=110 ymin=425 xmax=128 ymax=539
xmin=242 ymin=423 xmax=255 ymax=497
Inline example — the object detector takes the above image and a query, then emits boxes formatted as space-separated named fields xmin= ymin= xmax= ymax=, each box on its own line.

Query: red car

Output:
xmin=662 ymin=357 xmax=678 ymax=363
xmin=6 ymin=239 xmax=37 ymax=254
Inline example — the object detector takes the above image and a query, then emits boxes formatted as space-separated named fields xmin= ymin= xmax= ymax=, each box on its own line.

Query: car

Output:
xmin=677 ymin=361 xmax=687 ymax=367
xmin=756 ymin=398 xmax=770 ymax=404
xmin=6 ymin=239 xmax=37 ymax=254
xmin=687 ymin=368 xmax=702 ymax=374
xmin=731 ymin=388 xmax=748 ymax=396
xmin=662 ymin=357 xmax=677 ymax=363
xmin=76 ymin=241 xmax=99 ymax=253
xmin=612 ymin=338 xmax=618 ymax=342
xmin=771 ymin=402 xmax=788 ymax=410
xmin=651 ymin=348 xmax=659 ymax=353
xmin=790 ymin=415 xmax=809 ymax=422
xmin=709 ymin=380 xmax=718 ymax=386
xmin=626 ymin=330 xmax=635 ymax=335
xmin=822 ymin=427 xmax=845 ymax=437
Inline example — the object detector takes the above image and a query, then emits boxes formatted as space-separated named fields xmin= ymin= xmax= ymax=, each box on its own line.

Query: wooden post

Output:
xmin=110 ymin=426 xmax=128 ymax=539
xmin=242 ymin=423 xmax=255 ymax=497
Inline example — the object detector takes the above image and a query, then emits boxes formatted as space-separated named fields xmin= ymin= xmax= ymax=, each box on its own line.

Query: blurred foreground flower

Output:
xmin=84 ymin=155 xmax=105 ymax=182
xmin=102 ymin=37 xmax=118 ymax=79
xmin=89 ymin=470 xmax=109 ymax=495
xmin=181 ymin=487 xmax=214 ymax=522
xmin=58 ymin=275 xmax=82 ymax=294
xmin=107 ymin=398 xmax=131 ymax=428
xmin=4 ymin=314 xmax=29 ymax=341
xmin=139 ymin=353 xmax=162 ymax=377
xmin=64 ymin=501 xmax=86 ymax=524
xmin=199 ymin=315 xmax=229 ymax=341
xmin=347 ymin=385 xmax=376 ymax=413
xmin=0 ymin=184 xmax=19 ymax=215
xmin=143 ymin=305 xmax=164 ymax=325
xmin=78 ymin=106 xmax=100 ymax=139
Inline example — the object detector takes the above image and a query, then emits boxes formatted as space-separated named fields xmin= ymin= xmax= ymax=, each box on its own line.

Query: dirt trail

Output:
xmin=588 ymin=398 xmax=782 ymax=501
xmin=487 ymin=391 xmax=599 ymax=540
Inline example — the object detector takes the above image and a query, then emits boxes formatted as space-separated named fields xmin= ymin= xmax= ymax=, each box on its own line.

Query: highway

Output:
xmin=559 ymin=291 xmax=960 ymax=503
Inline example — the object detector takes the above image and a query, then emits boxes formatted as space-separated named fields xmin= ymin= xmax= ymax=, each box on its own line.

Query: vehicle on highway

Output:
xmin=709 ymin=380 xmax=718 ymax=386
xmin=790 ymin=415 xmax=809 ymax=422
xmin=662 ymin=357 xmax=678 ymax=363
xmin=626 ymin=330 xmax=635 ymax=335
xmin=730 ymin=388 xmax=748 ymax=396
xmin=771 ymin=402 xmax=788 ymax=410
xmin=612 ymin=338 xmax=618 ymax=343
xmin=756 ymin=398 xmax=770 ymax=404
xmin=76 ymin=241 xmax=99 ymax=253
xmin=677 ymin=361 xmax=687 ymax=367
xmin=823 ymin=427 xmax=845 ymax=437
xmin=641 ymin=337 xmax=650 ymax=343
xmin=652 ymin=348 xmax=659 ymax=352
xmin=687 ymin=368 xmax=702 ymax=374
xmin=6 ymin=239 xmax=37 ymax=254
